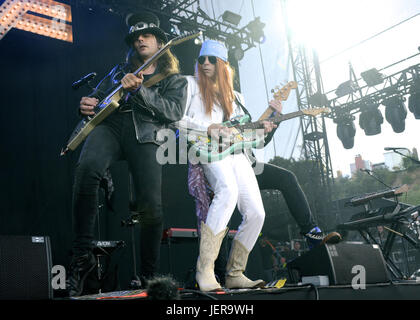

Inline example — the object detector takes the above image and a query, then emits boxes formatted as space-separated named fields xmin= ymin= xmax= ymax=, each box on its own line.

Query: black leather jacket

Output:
xmin=89 ymin=63 xmax=188 ymax=145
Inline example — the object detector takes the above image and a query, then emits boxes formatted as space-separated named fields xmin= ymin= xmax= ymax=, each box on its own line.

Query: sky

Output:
xmin=199 ymin=0 xmax=420 ymax=177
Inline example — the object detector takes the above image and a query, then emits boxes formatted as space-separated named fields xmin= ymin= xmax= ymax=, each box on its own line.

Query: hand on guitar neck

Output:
xmin=121 ymin=71 xmax=145 ymax=92
xmin=268 ymin=99 xmax=283 ymax=115
xmin=259 ymin=98 xmax=283 ymax=132
xmin=206 ymin=98 xmax=283 ymax=137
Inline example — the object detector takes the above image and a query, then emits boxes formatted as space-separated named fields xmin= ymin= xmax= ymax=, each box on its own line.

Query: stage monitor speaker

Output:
xmin=0 ymin=235 xmax=53 ymax=299
xmin=287 ymin=242 xmax=390 ymax=285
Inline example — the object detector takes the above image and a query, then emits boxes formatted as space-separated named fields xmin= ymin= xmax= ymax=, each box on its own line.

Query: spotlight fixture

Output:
xmin=229 ymin=46 xmax=244 ymax=61
xmin=359 ymin=101 xmax=383 ymax=136
xmin=382 ymin=96 xmax=407 ymax=133
xmin=309 ymin=92 xmax=328 ymax=107
xmin=246 ymin=17 xmax=265 ymax=43
xmin=408 ymin=93 xmax=420 ymax=119
xmin=408 ymin=80 xmax=420 ymax=119
xmin=334 ymin=113 xmax=356 ymax=149
xmin=335 ymin=80 xmax=358 ymax=98
xmin=222 ymin=10 xmax=242 ymax=26
xmin=361 ymin=68 xmax=384 ymax=87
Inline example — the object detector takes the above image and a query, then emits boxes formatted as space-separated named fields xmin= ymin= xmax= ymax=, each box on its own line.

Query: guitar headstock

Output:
xmin=272 ymin=81 xmax=298 ymax=101
xmin=169 ymin=31 xmax=202 ymax=46
xmin=302 ymin=107 xmax=331 ymax=117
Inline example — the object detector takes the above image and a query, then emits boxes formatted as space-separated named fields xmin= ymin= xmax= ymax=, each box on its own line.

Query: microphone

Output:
xmin=72 ymin=72 xmax=96 ymax=90
xmin=384 ymin=147 xmax=405 ymax=151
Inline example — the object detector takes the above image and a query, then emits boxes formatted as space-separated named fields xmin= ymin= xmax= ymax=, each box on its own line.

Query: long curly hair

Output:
xmin=196 ymin=57 xmax=235 ymax=119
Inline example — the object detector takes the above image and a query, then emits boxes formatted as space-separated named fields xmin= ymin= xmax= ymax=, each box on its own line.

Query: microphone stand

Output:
xmin=360 ymin=169 xmax=392 ymax=189
xmin=359 ymin=169 xmax=403 ymax=205
xmin=392 ymin=149 xmax=420 ymax=166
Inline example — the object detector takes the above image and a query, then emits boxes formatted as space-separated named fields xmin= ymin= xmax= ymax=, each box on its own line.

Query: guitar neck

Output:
xmin=106 ymin=33 xmax=200 ymax=102
xmin=237 ymin=110 xmax=305 ymax=130
xmin=98 ymin=42 xmax=174 ymax=106
xmin=133 ymin=43 xmax=172 ymax=76
xmin=258 ymin=108 xmax=275 ymax=121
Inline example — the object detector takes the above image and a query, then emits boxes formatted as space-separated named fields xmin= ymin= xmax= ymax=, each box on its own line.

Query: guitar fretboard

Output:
xmin=235 ymin=110 xmax=305 ymax=131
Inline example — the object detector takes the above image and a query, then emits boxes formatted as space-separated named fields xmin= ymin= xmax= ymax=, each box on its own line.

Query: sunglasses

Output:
xmin=198 ymin=56 xmax=217 ymax=65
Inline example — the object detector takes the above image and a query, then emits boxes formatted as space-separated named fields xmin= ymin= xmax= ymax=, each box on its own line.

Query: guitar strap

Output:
xmin=143 ymin=71 xmax=177 ymax=88
xmin=233 ymin=92 xmax=253 ymax=121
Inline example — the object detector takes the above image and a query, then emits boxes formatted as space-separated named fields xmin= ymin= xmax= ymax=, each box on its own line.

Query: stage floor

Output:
xmin=71 ymin=280 xmax=420 ymax=301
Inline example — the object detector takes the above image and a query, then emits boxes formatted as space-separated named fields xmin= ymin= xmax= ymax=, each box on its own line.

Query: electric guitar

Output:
xmin=184 ymin=81 xmax=330 ymax=163
xmin=258 ymin=81 xmax=297 ymax=120
xmin=60 ymin=31 xmax=202 ymax=156
xmin=185 ymin=107 xmax=330 ymax=163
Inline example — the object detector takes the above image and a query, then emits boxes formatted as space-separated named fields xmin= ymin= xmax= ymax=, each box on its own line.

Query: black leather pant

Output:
xmin=255 ymin=162 xmax=316 ymax=235
xmin=71 ymin=111 xmax=163 ymax=279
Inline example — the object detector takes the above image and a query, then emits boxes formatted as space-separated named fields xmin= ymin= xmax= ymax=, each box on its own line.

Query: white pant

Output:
xmin=202 ymin=153 xmax=265 ymax=251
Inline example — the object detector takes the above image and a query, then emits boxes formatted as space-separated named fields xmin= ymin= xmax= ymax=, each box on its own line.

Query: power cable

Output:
xmin=250 ymin=0 xmax=277 ymax=157
xmin=320 ymin=13 xmax=420 ymax=64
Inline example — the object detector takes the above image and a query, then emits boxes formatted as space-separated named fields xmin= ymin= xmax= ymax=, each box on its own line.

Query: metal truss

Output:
xmin=326 ymin=63 xmax=420 ymax=119
xmin=280 ymin=0 xmax=334 ymax=223
xmin=74 ymin=0 xmax=260 ymax=52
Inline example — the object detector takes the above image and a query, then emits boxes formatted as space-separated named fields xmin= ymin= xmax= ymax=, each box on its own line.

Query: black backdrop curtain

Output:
xmin=0 ymin=2 xmax=254 ymax=293
xmin=0 ymin=3 xmax=203 ymax=291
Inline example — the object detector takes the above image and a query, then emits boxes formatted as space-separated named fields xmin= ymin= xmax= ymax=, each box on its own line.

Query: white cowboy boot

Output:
xmin=225 ymin=239 xmax=266 ymax=289
xmin=196 ymin=222 xmax=228 ymax=292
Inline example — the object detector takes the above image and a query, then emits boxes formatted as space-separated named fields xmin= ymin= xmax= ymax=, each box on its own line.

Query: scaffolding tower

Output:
xmin=280 ymin=0 xmax=335 ymax=227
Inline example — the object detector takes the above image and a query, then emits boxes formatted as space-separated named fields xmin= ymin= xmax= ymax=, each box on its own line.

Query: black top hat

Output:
xmin=124 ymin=12 xmax=168 ymax=46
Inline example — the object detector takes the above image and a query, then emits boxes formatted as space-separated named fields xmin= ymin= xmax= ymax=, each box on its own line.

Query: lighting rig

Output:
xmin=325 ymin=59 xmax=420 ymax=149
xmin=75 ymin=0 xmax=265 ymax=60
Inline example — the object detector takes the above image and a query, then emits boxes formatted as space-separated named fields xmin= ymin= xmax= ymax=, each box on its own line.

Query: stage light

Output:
xmin=382 ymin=96 xmax=407 ymax=133
xmin=361 ymin=68 xmax=384 ymax=87
xmin=335 ymin=80 xmax=358 ymax=98
xmin=222 ymin=10 xmax=242 ymax=26
xmin=359 ymin=101 xmax=383 ymax=136
xmin=246 ymin=17 xmax=265 ymax=43
xmin=408 ymin=80 xmax=420 ymax=119
xmin=229 ymin=46 xmax=244 ymax=61
xmin=335 ymin=113 xmax=356 ymax=149
xmin=408 ymin=93 xmax=420 ymax=119
xmin=309 ymin=92 xmax=328 ymax=107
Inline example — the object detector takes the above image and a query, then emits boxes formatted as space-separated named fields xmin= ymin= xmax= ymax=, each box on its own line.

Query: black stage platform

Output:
xmin=71 ymin=281 xmax=420 ymax=301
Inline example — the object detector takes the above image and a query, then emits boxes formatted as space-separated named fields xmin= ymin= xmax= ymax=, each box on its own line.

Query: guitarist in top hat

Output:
xmin=66 ymin=12 xmax=188 ymax=297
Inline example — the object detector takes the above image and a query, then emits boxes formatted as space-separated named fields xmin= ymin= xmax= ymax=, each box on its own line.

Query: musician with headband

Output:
xmin=178 ymin=40 xmax=341 ymax=290
xmin=178 ymin=39 xmax=282 ymax=291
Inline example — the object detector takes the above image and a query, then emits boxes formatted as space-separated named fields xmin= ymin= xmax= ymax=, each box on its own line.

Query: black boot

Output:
xmin=66 ymin=252 xmax=96 ymax=297
xmin=139 ymin=222 xmax=163 ymax=281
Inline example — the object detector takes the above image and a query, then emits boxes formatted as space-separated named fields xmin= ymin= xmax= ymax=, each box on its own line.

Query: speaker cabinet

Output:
xmin=287 ymin=242 xmax=390 ymax=285
xmin=0 ymin=235 xmax=53 ymax=299
xmin=160 ymin=239 xmax=199 ymax=287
